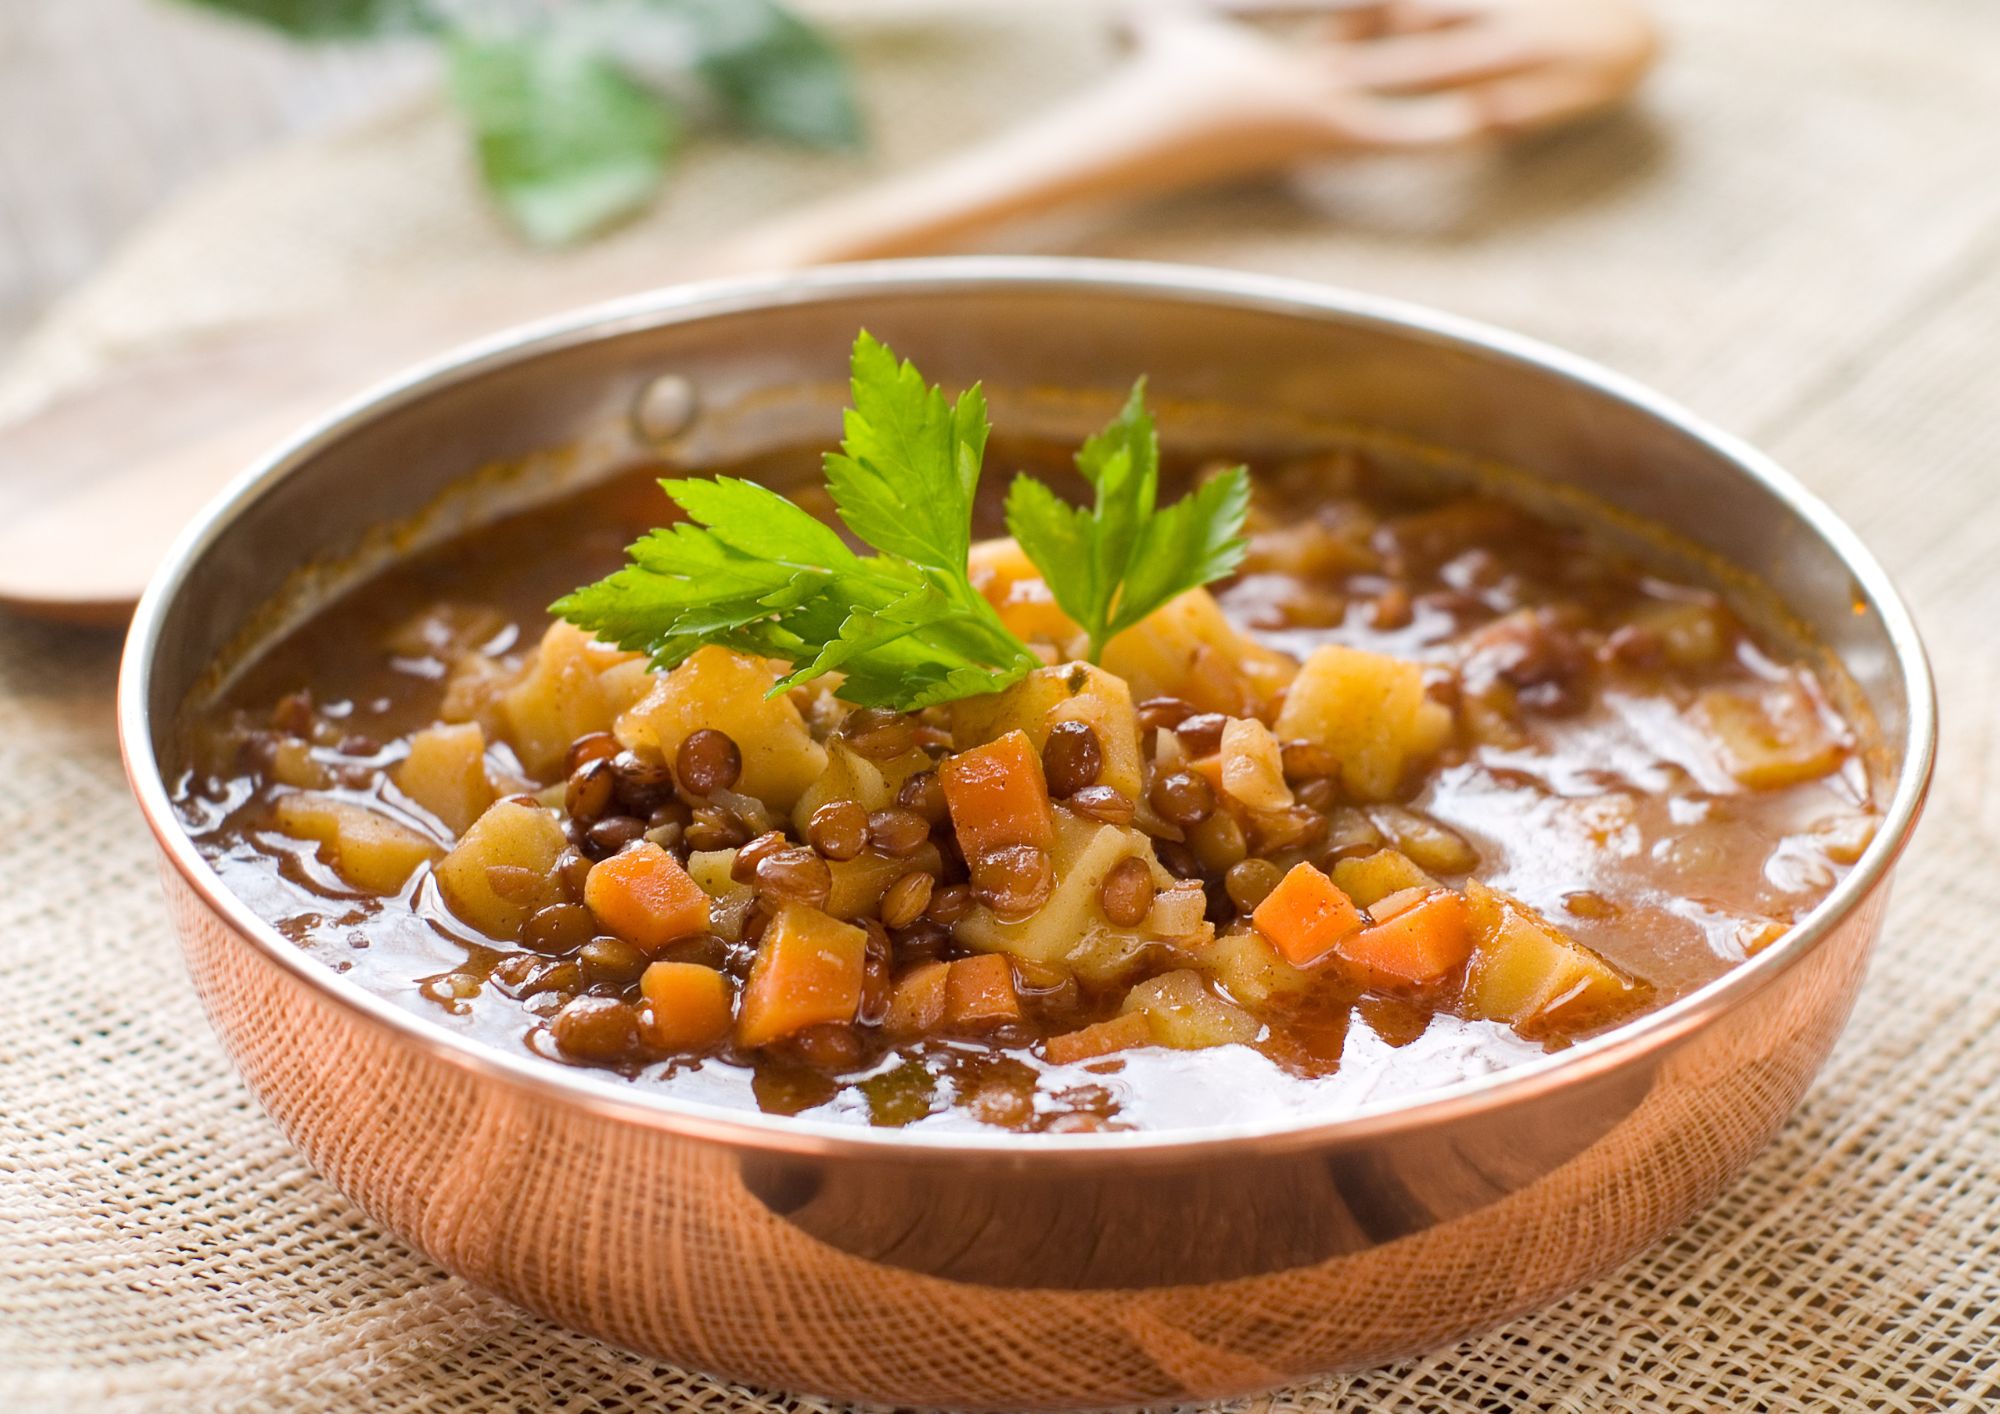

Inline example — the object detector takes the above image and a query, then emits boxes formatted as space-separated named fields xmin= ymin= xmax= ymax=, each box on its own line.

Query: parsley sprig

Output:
xmin=555 ymin=332 xmax=1250 ymax=710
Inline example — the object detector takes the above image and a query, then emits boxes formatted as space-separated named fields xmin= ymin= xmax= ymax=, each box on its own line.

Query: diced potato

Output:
xmin=434 ymin=799 xmax=568 ymax=939
xmin=686 ymin=848 xmax=749 ymax=904
xmin=617 ymin=646 xmax=827 ymax=813
xmin=1461 ymin=879 xmax=1642 ymax=1033
xmin=639 ymin=962 xmax=734 ymax=1050
xmin=1121 ymin=969 xmax=1259 ymax=1049
xmin=269 ymin=738 xmax=327 ymax=790
xmin=1273 ymin=644 xmax=1453 ymax=801
xmin=968 ymin=537 xmax=1083 ymax=647
xmin=395 ymin=722 xmax=493 ymax=835
xmin=1631 ymin=597 xmax=1732 ymax=668
xmin=597 ymin=658 xmax=655 ymax=718
xmin=1334 ymin=888 xmax=1473 ymax=990
xmin=790 ymin=742 xmax=930 ymax=836
xmin=1366 ymin=804 xmax=1478 ymax=876
xmin=735 ymin=904 xmax=867 ymax=1049
xmin=939 ymin=730 xmax=1053 ymax=858
xmin=883 ymin=960 xmax=950 ymax=1038
xmin=1331 ymin=849 xmax=1438 ymax=908
xmin=439 ymin=652 xmax=515 ymax=737
xmin=1102 ymin=589 xmax=1296 ymax=717
xmin=1197 ymin=926 xmax=1320 ymax=1008
xmin=955 ymin=810 xmax=1177 ymax=982
xmin=1045 ymin=1011 xmax=1153 ymax=1065
xmin=271 ymin=793 xmax=440 ymax=895
xmin=949 ymin=662 xmax=1144 ymax=800
xmin=500 ymin=622 xmax=637 ymax=776
xmin=1219 ymin=717 xmax=1293 ymax=812
xmin=827 ymin=842 xmax=942 ymax=921
xmin=1695 ymin=674 xmax=1847 ymax=789
xmin=943 ymin=954 xmax=1023 ymax=1029
xmin=585 ymin=843 xmax=711 ymax=953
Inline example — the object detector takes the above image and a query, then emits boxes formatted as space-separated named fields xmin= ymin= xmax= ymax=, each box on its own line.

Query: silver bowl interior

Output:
xmin=125 ymin=258 xmax=1934 ymax=1154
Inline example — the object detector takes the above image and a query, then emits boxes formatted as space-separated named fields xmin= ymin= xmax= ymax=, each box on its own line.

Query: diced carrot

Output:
xmin=1336 ymin=889 xmax=1473 ymax=989
xmin=943 ymin=953 xmax=1022 ymax=1028
xmin=584 ymin=842 xmax=711 ymax=953
xmin=639 ymin=962 xmax=733 ymax=1050
xmin=736 ymin=904 xmax=868 ymax=1049
xmin=1045 ymin=1010 xmax=1153 ymax=1066
xmin=1251 ymin=862 xmax=1364 ymax=966
xmin=939 ymin=730 xmax=1053 ymax=859
xmin=883 ymin=960 xmax=951 ymax=1038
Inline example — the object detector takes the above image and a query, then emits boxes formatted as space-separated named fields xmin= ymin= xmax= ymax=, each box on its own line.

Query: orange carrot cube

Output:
xmin=883 ymin=960 xmax=951 ymax=1038
xmin=1252 ymin=862 xmax=1365 ymax=966
xmin=940 ymin=730 xmax=1053 ymax=859
xmin=943 ymin=953 xmax=1023 ymax=1028
xmin=584 ymin=842 xmax=710 ymax=953
xmin=1337 ymin=889 xmax=1473 ymax=989
xmin=639 ymin=962 xmax=734 ymax=1051
xmin=736 ymin=904 xmax=868 ymax=1049
xmin=1045 ymin=1011 xmax=1152 ymax=1066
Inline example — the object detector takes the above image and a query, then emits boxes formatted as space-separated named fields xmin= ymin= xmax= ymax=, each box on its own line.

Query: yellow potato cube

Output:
xmin=1121 ymin=969 xmax=1259 ymax=1049
xmin=1273 ymin=643 xmax=1453 ymax=800
xmin=271 ymin=793 xmax=440 ymax=895
xmin=1101 ymin=589 xmax=1296 ymax=717
xmin=1461 ymin=879 xmax=1641 ymax=1034
xmin=616 ymin=646 xmax=826 ymax=813
xmin=395 ymin=722 xmax=493 ymax=836
xmin=949 ymin=661 xmax=1144 ymax=800
xmin=433 ymin=798 xmax=568 ymax=939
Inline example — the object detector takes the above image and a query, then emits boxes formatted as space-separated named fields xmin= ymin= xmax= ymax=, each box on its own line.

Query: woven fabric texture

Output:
xmin=2 ymin=0 xmax=1997 ymax=1409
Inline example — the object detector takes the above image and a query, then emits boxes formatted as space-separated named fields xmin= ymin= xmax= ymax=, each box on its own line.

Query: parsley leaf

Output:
xmin=448 ymin=31 xmax=678 ymax=247
xmin=1005 ymin=380 xmax=1250 ymax=660
xmin=554 ymin=334 xmax=1039 ymax=710
xmin=177 ymin=0 xmax=431 ymax=39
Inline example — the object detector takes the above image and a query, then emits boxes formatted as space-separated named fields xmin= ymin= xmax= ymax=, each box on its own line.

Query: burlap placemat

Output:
xmin=3 ymin=0 xmax=1997 ymax=1408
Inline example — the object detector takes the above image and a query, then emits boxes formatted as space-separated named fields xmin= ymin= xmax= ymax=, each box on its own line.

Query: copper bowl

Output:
xmin=119 ymin=259 xmax=1934 ymax=1410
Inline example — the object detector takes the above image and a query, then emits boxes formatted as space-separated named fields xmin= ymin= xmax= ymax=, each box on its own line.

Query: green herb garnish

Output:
xmin=1004 ymin=381 xmax=1249 ymax=662
xmin=176 ymin=0 xmax=861 ymax=246
xmin=554 ymin=332 xmax=1251 ymax=710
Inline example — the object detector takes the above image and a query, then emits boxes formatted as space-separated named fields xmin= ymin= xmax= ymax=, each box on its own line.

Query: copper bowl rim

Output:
xmin=116 ymin=257 xmax=1937 ymax=1166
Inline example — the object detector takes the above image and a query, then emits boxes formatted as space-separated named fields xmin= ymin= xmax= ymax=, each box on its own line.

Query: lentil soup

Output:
xmin=173 ymin=440 xmax=1876 ymax=1133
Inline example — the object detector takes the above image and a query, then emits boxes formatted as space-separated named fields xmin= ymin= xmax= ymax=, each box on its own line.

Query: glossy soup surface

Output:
xmin=174 ymin=442 xmax=1876 ymax=1132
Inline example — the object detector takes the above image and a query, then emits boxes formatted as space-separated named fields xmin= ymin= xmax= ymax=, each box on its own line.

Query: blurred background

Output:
xmin=3 ymin=0 xmax=1997 ymax=1409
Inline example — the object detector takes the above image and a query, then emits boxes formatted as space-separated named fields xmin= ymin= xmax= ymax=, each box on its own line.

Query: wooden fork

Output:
xmin=0 ymin=0 xmax=1657 ymax=622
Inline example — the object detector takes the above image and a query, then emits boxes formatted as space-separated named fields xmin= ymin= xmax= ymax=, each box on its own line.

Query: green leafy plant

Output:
xmin=555 ymin=332 xmax=1251 ymax=710
xmin=177 ymin=0 xmax=862 ymax=245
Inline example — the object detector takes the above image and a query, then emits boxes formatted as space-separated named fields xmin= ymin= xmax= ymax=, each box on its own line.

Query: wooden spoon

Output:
xmin=0 ymin=0 xmax=1655 ymax=623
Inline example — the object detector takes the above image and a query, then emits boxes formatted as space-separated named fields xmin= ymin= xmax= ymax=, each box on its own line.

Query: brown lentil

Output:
xmin=840 ymin=707 xmax=920 ymax=761
xmin=1189 ymin=810 xmax=1248 ymax=873
xmin=609 ymin=750 xmax=675 ymax=813
xmin=1136 ymin=695 xmax=1197 ymax=734
xmin=564 ymin=757 xmax=616 ymax=824
xmin=1280 ymin=738 xmax=1341 ymax=783
xmin=1174 ymin=713 xmax=1228 ymax=759
xmin=731 ymin=830 xmax=789 ymax=885
xmin=585 ymin=814 xmax=647 ymax=856
xmin=1224 ymin=857 xmax=1284 ymax=913
xmin=685 ymin=804 xmax=751 ymax=852
xmin=1066 ymin=785 xmax=1136 ymax=826
xmin=1150 ymin=768 xmax=1216 ymax=828
xmin=523 ymin=902 xmax=595 ymax=955
xmin=550 ymin=996 xmax=642 ymax=1063
xmin=1098 ymin=856 xmax=1156 ymax=927
xmin=563 ymin=731 xmax=621 ymax=775
xmin=807 ymin=800 xmax=869 ymax=861
xmin=925 ymin=883 xmax=974 ymax=926
xmin=554 ymin=847 xmax=594 ymax=901
xmin=675 ymin=729 xmax=741 ymax=796
xmin=578 ymin=935 xmax=649 ymax=986
xmin=896 ymin=769 xmax=948 ymax=824
xmin=971 ymin=844 xmax=1054 ymax=918
xmin=1042 ymin=720 xmax=1104 ymax=797
xmin=755 ymin=847 xmax=834 ymax=909
xmin=867 ymin=807 xmax=933 ymax=857
xmin=880 ymin=870 xmax=934 ymax=930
